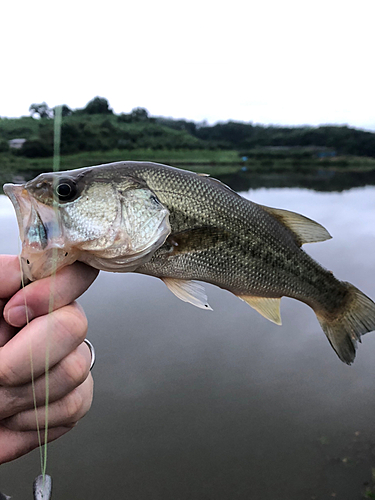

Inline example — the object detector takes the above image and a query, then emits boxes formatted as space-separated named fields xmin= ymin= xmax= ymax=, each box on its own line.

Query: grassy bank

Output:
xmin=2 ymin=149 xmax=375 ymax=194
xmin=2 ymin=148 xmax=375 ymax=173
xmin=0 ymin=148 xmax=239 ymax=174
xmin=0 ymin=149 xmax=242 ymax=189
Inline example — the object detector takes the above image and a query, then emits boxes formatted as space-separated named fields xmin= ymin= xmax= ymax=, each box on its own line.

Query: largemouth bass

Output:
xmin=4 ymin=161 xmax=375 ymax=364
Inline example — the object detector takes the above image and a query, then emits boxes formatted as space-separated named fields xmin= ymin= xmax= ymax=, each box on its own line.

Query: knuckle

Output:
xmin=61 ymin=349 xmax=90 ymax=388
xmin=2 ymin=387 xmax=27 ymax=416
xmin=1 ymin=414 xmax=21 ymax=431
xmin=0 ymin=388 xmax=23 ymax=419
xmin=63 ymin=389 xmax=84 ymax=421
xmin=66 ymin=378 xmax=93 ymax=423
xmin=66 ymin=304 xmax=88 ymax=342
xmin=55 ymin=303 xmax=88 ymax=346
xmin=0 ymin=359 xmax=20 ymax=387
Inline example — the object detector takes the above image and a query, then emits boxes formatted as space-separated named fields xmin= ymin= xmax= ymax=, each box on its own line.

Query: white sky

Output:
xmin=1 ymin=0 xmax=375 ymax=129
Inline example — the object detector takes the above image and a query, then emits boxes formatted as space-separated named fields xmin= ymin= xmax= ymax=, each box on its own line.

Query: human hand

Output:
xmin=0 ymin=255 xmax=99 ymax=464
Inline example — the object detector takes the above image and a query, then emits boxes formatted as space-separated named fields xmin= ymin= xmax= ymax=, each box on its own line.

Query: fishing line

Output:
xmin=40 ymin=104 xmax=63 ymax=481
xmin=19 ymin=254 xmax=44 ymax=475
xmin=22 ymin=106 xmax=63 ymax=491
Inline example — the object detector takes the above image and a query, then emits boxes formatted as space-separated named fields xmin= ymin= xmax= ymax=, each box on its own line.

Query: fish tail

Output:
xmin=317 ymin=282 xmax=375 ymax=365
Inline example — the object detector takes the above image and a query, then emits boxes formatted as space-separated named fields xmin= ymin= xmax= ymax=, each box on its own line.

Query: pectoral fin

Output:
xmin=162 ymin=278 xmax=213 ymax=310
xmin=239 ymin=295 xmax=282 ymax=325
xmin=261 ymin=205 xmax=331 ymax=246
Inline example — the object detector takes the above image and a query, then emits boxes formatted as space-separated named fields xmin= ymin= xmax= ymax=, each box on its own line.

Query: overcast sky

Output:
xmin=1 ymin=0 xmax=374 ymax=129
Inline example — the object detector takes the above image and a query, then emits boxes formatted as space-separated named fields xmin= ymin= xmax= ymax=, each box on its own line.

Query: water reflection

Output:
xmin=220 ymin=168 xmax=375 ymax=192
xmin=0 ymin=187 xmax=374 ymax=499
xmin=1 ymin=166 xmax=375 ymax=195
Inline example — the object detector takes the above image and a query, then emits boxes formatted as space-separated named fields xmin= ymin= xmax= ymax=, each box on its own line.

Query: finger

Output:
xmin=0 ymin=302 xmax=88 ymax=386
xmin=0 ymin=257 xmax=21 ymax=346
xmin=0 ymin=317 xmax=18 ymax=348
xmin=4 ymin=261 xmax=98 ymax=327
xmin=0 ymin=342 xmax=92 ymax=419
xmin=0 ymin=425 xmax=71 ymax=464
xmin=2 ymin=375 xmax=94 ymax=431
xmin=0 ymin=255 xmax=21 ymax=300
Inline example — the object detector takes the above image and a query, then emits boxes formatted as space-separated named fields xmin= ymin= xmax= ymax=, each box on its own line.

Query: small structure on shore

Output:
xmin=8 ymin=138 xmax=26 ymax=149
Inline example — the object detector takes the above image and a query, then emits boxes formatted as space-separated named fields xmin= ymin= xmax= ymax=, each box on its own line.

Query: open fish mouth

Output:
xmin=3 ymin=183 xmax=78 ymax=281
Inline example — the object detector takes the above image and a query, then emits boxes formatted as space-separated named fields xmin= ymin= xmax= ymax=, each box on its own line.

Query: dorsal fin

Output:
xmin=162 ymin=278 xmax=213 ymax=310
xmin=261 ymin=205 xmax=331 ymax=246
xmin=239 ymin=295 xmax=282 ymax=325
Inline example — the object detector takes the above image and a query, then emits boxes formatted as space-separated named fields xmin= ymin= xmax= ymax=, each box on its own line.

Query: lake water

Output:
xmin=0 ymin=186 xmax=375 ymax=499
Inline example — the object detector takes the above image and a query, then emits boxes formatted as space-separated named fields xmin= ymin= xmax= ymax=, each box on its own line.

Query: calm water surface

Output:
xmin=0 ymin=187 xmax=375 ymax=500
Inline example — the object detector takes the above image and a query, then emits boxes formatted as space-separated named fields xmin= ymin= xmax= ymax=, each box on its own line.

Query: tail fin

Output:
xmin=318 ymin=283 xmax=375 ymax=364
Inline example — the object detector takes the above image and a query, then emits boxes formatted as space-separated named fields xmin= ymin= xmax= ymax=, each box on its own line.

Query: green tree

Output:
xmin=29 ymin=102 xmax=51 ymax=119
xmin=0 ymin=139 xmax=9 ymax=152
xmin=130 ymin=107 xmax=149 ymax=121
xmin=53 ymin=105 xmax=72 ymax=117
xmin=20 ymin=139 xmax=53 ymax=157
xmin=82 ymin=97 xmax=113 ymax=115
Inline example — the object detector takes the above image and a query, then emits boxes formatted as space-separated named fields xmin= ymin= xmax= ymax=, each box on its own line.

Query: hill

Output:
xmin=1 ymin=97 xmax=375 ymax=192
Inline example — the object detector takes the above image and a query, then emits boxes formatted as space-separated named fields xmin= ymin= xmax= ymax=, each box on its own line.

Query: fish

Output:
xmin=3 ymin=161 xmax=375 ymax=364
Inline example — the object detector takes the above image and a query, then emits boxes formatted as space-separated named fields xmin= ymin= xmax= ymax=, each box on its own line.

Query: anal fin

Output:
xmin=162 ymin=278 xmax=213 ymax=311
xmin=239 ymin=295 xmax=282 ymax=325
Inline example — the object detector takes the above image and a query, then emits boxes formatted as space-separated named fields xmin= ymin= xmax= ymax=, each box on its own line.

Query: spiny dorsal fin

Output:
xmin=239 ymin=295 xmax=282 ymax=325
xmin=162 ymin=278 xmax=213 ymax=311
xmin=261 ymin=205 xmax=331 ymax=246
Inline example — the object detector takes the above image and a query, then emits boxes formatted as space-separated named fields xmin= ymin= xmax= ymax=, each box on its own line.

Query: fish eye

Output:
xmin=55 ymin=179 xmax=77 ymax=202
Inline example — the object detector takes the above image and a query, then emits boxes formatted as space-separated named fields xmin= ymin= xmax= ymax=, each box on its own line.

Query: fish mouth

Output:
xmin=4 ymin=183 xmax=77 ymax=281
xmin=4 ymin=183 xmax=59 ymax=250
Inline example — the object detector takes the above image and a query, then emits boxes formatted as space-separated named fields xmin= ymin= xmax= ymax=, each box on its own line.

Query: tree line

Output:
xmin=1 ymin=97 xmax=375 ymax=159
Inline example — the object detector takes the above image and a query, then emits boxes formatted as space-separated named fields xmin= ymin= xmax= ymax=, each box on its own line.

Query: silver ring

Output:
xmin=83 ymin=339 xmax=96 ymax=371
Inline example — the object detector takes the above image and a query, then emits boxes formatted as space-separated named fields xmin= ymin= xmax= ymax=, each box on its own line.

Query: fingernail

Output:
xmin=6 ymin=305 xmax=34 ymax=327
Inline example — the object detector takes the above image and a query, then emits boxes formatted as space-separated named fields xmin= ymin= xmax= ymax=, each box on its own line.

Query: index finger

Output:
xmin=4 ymin=262 xmax=99 ymax=328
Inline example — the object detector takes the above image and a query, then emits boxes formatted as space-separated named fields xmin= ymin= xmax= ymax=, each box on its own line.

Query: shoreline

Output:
xmin=1 ymin=150 xmax=375 ymax=194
